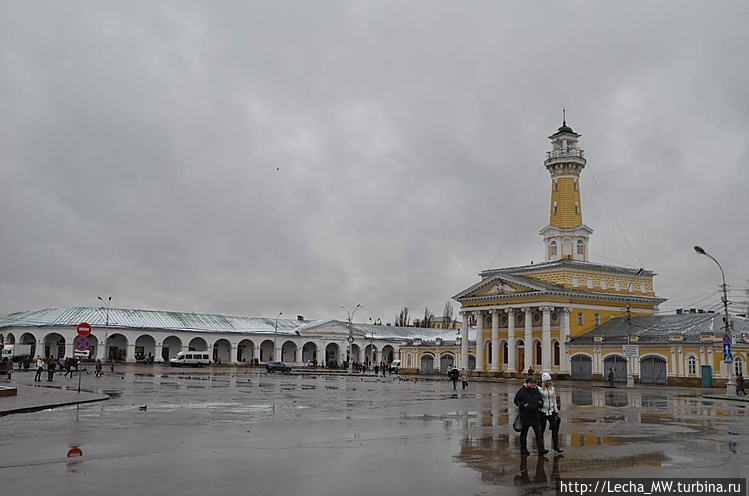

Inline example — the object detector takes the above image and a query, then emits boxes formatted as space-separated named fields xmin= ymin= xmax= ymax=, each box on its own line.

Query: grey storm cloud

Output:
xmin=1 ymin=1 xmax=747 ymax=322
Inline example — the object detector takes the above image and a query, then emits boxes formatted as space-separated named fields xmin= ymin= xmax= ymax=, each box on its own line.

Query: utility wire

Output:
xmin=487 ymin=165 xmax=544 ymax=269
xmin=585 ymin=164 xmax=645 ymax=268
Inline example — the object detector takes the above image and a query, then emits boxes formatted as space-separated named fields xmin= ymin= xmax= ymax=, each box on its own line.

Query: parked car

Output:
xmin=390 ymin=360 xmax=401 ymax=374
xmin=265 ymin=361 xmax=291 ymax=373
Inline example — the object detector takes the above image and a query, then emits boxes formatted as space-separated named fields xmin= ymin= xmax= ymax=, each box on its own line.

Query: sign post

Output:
xmin=75 ymin=323 xmax=91 ymax=393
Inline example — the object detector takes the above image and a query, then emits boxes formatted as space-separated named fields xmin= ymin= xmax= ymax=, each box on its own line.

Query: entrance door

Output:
xmin=640 ymin=356 xmax=667 ymax=384
xmin=440 ymin=354 xmax=455 ymax=374
xmin=701 ymin=365 xmax=713 ymax=387
xmin=421 ymin=355 xmax=434 ymax=375
xmin=603 ymin=355 xmax=627 ymax=383
xmin=571 ymin=354 xmax=592 ymax=380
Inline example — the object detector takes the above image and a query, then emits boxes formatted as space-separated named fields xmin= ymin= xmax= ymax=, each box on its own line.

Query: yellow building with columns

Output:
xmin=453 ymin=120 xmax=665 ymax=379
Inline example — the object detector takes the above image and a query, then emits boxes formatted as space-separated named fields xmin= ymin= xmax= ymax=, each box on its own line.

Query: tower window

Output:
xmin=574 ymin=202 xmax=579 ymax=214
xmin=553 ymin=202 xmax=558 ymax=215
xmin=573 ymin=179 xmax=578 ymax=191
xmin=577 ymin=312 xmax=583 ymax=326
xmin=550 ymin=241 xmax=558 ymax=257
xmin=554 ymin=180 xmax=558 ymax=191
xmin=577 ymin=240 xmax=584 ymax=255
xmin=594 ymin=313 xmax=601 ymax=326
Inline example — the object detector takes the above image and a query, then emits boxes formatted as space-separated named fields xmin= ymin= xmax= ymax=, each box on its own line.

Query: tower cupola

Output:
xmin=539 ymin=116 xmax=593 ymax=262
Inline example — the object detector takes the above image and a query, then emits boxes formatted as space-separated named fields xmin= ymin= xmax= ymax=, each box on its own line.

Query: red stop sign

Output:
xmin=77 ymin=322 xmax=91 ymax=337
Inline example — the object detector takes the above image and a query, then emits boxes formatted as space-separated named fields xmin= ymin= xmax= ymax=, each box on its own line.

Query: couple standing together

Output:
xmin=513 ymin=373 xmax=563 ymax=456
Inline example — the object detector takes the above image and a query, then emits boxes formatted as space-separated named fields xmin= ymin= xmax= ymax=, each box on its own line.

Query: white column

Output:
xmin=126 ymin=343 xmax=136 ymax=362
xmin=475 ymin=311 xmax=484 ymax=371
xmin=560 ymin=308 xmax=571 ymax=374
xmin=460 ymin=312 xmax=469 ymax=369
xmin=155 ymin=344 xmax=163 ymax=363
xmin=491 ymin=309 xmax=500 ymax=372
xmin=523 ymin=307 xmax=532 ymax=374
xmin=507 ymin=308 xmax=517 ymax=373
xmin=541 ymin=306 xmax=552 ymax=374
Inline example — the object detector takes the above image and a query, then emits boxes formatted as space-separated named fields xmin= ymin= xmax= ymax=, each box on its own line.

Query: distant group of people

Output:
xmin=448 ymin=366 xmax=469 ymax=390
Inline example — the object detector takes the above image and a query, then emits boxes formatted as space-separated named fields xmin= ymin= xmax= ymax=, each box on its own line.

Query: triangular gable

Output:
xmin=453 ymin=274 xmax=553 ymax=300
xmin=296 ymin=319 xmax=368 ymax=340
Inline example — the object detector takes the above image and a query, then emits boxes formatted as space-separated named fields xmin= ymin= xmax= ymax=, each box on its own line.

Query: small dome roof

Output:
xmin=557 ymin=121 xmax=574 ymax=133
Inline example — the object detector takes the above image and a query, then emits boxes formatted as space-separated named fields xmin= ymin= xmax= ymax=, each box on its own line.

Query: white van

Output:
xmin=169 ymin=351 xmax=211 ymax=367
xmin=390 ymin=360 xmax=401 ymax=373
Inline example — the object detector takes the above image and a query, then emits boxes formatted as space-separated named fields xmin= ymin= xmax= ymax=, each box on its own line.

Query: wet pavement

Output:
xmin=1 ymin=365 xmax=747 ymax=496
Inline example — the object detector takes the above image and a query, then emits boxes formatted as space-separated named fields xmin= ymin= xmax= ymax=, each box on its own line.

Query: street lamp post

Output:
xmin=694 ymin=245 xmax=734 ymax=395
xmin=369 ymin=318 xmax=380 ymax=366
xmin=273 ymin=312 xmax=282 ymax=362
xmin=341 ymin=304 xmax=362 ymax=374
xmin=98 ymin=296 xmax=112 ymax=361
xmin=624 ymin=269 xmax=644 ymax=388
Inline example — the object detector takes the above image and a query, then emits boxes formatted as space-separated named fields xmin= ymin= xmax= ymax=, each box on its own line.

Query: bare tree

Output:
xmin=442 ymin=301 xmax=458 ymax=329
xmin=420 ymin=307 xmax=434 ymax=328
xmin=395 ymin=307 xmax=410 ymax=327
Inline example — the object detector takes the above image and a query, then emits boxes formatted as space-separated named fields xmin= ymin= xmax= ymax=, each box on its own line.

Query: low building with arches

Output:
xmin=0 ymin=307 xmax=440 ymax=370
xmin=568 ymin=312 xmax=749 ymax=387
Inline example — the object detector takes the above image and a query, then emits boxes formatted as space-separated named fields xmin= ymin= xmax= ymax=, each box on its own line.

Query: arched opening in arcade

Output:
xmin=107 ymin=333 xmax=129 ymax=361
xmin=237 ymin=338 xmax=256 ymax=364
xmin=301 ymin=341 xmax=318 ymax=366
xmin=212 ymin=338 xmax=232 ymax=364
xmin=381 ymin=345 xmax=395 ymax=365
xmin=135 ymin=335 xmax=157 ymax=362
xmin=162 ymin=335 xmax=182 ymax=362
xmin=325 ymin=343 xmax=341 ymax=368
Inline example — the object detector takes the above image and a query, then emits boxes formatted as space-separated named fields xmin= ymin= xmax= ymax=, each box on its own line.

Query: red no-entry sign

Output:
xmin=77 ymin=322 xmax=91 ymax=337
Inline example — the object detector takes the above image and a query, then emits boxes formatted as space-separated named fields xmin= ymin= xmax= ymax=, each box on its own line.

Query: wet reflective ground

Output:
xmin=1 ymin=366 xmax=746 ymax=496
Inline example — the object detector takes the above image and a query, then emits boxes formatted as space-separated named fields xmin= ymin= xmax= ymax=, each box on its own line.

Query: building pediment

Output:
xmin=454 ymin=274 xmax=552 ymax=301
xmin=295 ymin=320 xmax=368 ymax=340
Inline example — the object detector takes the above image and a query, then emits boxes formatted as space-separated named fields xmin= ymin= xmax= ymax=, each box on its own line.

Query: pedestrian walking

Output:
xmin=3 ymin=358 xmax=12 ymax=380
xmin=737 ymin=373 xmax=745 ymax=395
xmin=513 ymin=376 xmax=547 ymax=456
xmin=459 ymin=368 xmax=468 ymax=389
xmin=47 ymin=356 xmax=56 ymax=382
xmin=539 ymin=372 xmax=563 ymax=454
xmin=608 ymin=368 xmax=615 ymax=387
xmin=449 ymin=366 xmax=459 ymax=390
xmin=95 ymin=359 xmax=103 ymax=378
xmin=110 ymin=358 xmax=115 ymax=373
xmin=34 ymin=356 xmax=44 ymax=382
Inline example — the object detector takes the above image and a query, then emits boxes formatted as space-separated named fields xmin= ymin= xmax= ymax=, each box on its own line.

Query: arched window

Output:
xmin=573 ymin=179 xmax=578 ymax=191
xmin=553 ymin=341 xmax=560 ymax=366
xmin=535 ymin=341 xmax=542 ymax=365
xmin=550 ymin=241 xmax=558 ymax=257
xmin=487 ymin=342 xmax=493 ymax=364
xmin=687 ymin=355 xmax=697 ymax=375
xmin=577 ymin=240 xmax=585 ymax=255
xmin=503 ymin=341 xmax=508 ymax=364
xmin=734 ymin=356 xmax=744 ymax=378
xmin=553 ymin=202 xmax=558 ymax=215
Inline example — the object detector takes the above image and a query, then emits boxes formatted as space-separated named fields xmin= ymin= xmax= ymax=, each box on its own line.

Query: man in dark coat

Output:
xmin=448 ymin=366 xmax=459 ymax=390
xmin=513 ymin=376 xmax=548 ymax=456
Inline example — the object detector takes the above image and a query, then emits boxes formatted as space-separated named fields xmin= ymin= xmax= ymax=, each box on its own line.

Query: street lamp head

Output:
xmin=694 ymin=245 xmax=706 ymax=256
xmin=636 ymin=268 xmax=644 ymax=275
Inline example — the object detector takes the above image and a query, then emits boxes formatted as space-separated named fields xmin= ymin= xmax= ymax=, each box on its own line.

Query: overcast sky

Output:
xmin=1 ymin=1 xmax=747 ymax=324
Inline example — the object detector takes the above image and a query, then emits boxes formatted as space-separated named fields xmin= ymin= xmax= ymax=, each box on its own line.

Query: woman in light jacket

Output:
xmin=539 ymin=372 xmax=563 ymax=454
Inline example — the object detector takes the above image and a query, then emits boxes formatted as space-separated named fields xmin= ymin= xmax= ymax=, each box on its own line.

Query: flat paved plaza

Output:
xmin=1 ymin=365 xmax=747 ymax=495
